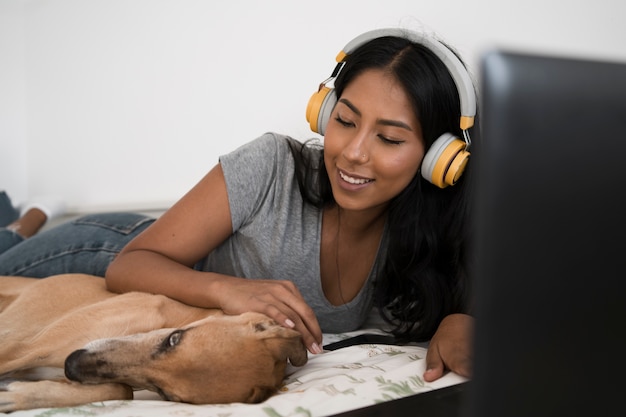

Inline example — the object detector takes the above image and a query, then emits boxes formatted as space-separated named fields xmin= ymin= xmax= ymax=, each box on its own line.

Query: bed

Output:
xmin=2 ymin=314 xmax=467 ymax=417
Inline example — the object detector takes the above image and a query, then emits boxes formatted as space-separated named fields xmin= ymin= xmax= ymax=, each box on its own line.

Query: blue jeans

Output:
xmin=0 ymin=212 xmax=155 ymax=277
xmin=0 ymin=191 xmax=19 ymax=227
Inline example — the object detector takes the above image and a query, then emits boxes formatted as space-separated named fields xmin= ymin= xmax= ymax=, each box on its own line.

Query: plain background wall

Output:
xmin=2 ymin=0 xmax=626 ymax=213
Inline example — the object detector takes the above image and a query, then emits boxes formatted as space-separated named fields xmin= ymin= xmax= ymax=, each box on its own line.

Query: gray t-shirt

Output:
xmin=199 ymin=132 xmax=385 ymax=333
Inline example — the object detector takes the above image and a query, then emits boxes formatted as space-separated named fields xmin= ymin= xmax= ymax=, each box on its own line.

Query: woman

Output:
xmin=0 ymin=28 xmax=476 ymax=382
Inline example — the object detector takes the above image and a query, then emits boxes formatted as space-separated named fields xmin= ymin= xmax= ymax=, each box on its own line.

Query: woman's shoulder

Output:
xmin=233 ymin=133 xmax=324 ymax=169
xmin=250 ymin=132 xmax=321 ymax=152
xmin=247 ymin=132 xmax=293 ymax=151
xmin=219 ymin=133 xmax=288 ymax=167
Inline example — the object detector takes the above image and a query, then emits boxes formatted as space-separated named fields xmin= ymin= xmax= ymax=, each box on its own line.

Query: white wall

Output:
xmin=0 ymin=1 xmax=28 ymax=207
xmin=2 ymin=0 xmax=625 ymax=212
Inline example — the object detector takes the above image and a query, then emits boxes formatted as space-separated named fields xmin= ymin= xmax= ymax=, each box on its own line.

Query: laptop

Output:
xmin=469 ymin=49 xmax=626 ymax=417
xmin=332 ymin=50 xmax=626 ymax=416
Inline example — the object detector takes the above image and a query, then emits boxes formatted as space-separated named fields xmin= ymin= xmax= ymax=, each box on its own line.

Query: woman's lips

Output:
xmin=337 ymin=169 xmax=373 ymax=188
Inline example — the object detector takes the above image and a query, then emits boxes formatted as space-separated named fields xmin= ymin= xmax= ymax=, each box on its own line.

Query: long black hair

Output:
xmin=288 ymin=35 xmax=478 ymax=342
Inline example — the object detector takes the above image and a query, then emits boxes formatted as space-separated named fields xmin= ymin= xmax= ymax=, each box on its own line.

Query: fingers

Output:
xmin=424 ymin=351 xmax=472 ymax=382
xmin=423 ymin=347 xmax=472 ymax=381
xmin=218 ymin=278 xmax=324 ymax=355
xmin=280 ymin=282 xmax=324 ymax=350
xmin=279 ymin=313 xmax=323 ymax=355
xmin=424 ymin=346 xmax=445 ymax=382
xmin=260 ymin=292 xmax=323 ymax=354
xmin=423 ymin=313 xmax=474 ymax=382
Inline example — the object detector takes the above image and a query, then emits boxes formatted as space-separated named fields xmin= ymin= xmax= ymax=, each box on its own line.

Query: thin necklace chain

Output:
xmin=335 ymin=206 xmax=348 ymax=306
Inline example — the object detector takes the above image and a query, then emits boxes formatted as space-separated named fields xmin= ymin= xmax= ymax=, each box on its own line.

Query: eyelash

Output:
xmin=334 ymin=115 xmax=353 ymax=128
xmin=334 ymin=116 xmax=403 ymax=146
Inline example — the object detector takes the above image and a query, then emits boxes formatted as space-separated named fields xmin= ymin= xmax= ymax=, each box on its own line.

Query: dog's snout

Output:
xmin=64 ymin=349 xmax=87 ymax=381
xmin=65 ymin=348 xmax=116 ymax=382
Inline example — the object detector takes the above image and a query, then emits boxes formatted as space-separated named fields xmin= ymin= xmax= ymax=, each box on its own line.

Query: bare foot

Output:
xmin=6 ymin=208 xmax=48 ymax=238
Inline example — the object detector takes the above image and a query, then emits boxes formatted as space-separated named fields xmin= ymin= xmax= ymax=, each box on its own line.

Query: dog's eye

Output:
xmin=165 ymin=330 xmax=183 ymax=349
xmin=169 ymin=330 xmax=183 ymax=347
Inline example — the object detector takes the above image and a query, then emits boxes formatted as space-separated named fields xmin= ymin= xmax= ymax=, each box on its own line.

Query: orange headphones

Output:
xmin=306 ymin=28 xmax=476 ymax=188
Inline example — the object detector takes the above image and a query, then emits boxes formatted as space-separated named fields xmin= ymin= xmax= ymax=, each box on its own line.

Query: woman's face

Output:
xmin=324 ymin=68 xmax=425 ymax=215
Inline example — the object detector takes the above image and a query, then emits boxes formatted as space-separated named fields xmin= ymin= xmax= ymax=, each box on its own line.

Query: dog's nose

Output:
xmin=64 ymin=349 xmax=88 ymax=381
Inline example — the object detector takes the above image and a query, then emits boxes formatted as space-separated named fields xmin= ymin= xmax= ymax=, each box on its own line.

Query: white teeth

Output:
xmin=339 ymin=171 xmax=372 ymax=185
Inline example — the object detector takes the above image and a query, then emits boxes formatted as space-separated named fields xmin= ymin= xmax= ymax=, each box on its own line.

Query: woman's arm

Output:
xmin=105 ymin=163 xmax=323 ymax=353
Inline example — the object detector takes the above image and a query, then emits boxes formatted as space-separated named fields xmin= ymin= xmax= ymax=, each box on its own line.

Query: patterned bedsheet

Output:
xmin=3 ymin=327 xmax=467 ymax=417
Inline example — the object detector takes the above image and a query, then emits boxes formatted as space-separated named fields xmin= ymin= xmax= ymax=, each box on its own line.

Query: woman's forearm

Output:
xmin=105 ymin=249 xmax=223 ymax=309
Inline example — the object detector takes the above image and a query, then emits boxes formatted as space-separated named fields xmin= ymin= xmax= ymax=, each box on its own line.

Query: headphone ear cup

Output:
xmin=421 ymin=132 xmax=471 ymax=188
xmin=306 ymin=86 xmax=337 ymax=135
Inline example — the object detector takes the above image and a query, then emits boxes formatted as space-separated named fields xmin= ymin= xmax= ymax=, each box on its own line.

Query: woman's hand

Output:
xmin=212 ymin=275 xmax=324 ymax=354
xmin=423 ymin=313 xmax=474 ymax=382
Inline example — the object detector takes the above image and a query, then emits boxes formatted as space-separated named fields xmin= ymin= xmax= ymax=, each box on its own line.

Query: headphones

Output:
xmin=306 ymin=28 xmax=476 ymax=188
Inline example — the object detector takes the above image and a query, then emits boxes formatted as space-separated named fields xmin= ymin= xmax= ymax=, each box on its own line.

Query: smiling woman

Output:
xmin=0 ymin=27 xmax=478 ymax=386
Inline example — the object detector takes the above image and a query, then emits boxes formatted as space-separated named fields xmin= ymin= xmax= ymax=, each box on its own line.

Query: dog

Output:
xmin=0 ymin=273 xmax=308 ymax=412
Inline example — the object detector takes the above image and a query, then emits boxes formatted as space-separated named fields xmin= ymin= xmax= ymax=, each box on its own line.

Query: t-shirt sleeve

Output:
xmin=218 ymin=132 xmax=290 ymax=232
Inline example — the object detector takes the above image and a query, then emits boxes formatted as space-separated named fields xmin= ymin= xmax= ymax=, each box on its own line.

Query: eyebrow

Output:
xmin=338 ymin=98 xmax=414 ymax=132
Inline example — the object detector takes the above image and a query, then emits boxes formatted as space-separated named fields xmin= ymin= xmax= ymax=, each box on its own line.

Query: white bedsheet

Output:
xmin=3 ymin=328 xmax=467 ymax=417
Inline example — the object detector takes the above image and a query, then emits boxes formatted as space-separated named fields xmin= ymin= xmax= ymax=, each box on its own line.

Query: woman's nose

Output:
xmin=342 ymin=133 xmax=369 ymax=163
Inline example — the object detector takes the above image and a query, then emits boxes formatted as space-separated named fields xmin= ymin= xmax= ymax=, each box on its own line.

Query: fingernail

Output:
xmin=311 ymin=343 xmax=323 ymax=354
xmin=284 ymin=319 xmax=295 ymax=328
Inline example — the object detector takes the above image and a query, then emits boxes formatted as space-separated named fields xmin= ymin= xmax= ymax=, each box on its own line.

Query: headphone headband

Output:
xmin=337 ymin=28 xmax=476 ymax=130
xmin=306 ymin=28 xmax=476 ymax=188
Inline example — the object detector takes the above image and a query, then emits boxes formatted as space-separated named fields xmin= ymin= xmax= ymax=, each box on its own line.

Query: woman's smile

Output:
xmin=338 ymin=169 xmax=373 ymax=186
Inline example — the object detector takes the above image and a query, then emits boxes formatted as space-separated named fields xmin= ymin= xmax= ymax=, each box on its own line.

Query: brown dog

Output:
xmin=0 ymin=273 xmax=308 ymax=412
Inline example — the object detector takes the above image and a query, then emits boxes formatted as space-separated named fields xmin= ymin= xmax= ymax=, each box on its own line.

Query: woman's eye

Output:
xmin=334 ymin=116 xmax=354 ymax=127
xmin=379 ymin=135 xmax=403 ymax=145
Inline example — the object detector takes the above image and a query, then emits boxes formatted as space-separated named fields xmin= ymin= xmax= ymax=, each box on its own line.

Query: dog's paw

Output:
xmin=0 ymin=378 xmax=19 ymax=391
xmin=0 ymin=379 xmax=19 ymax=412
xmin=0 ymin=400 xmax=16 ymax=413
xmin=0 ymin=379 xmax=132 ymax=412
xmin=0 ymin=380 xmax=49 ymax=412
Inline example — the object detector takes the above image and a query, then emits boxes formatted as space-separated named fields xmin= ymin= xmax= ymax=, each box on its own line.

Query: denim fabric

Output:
xmin=0 ymin=229 xmax=24 ymax=254
xmin=0 ymin=212 xmax=155 ymax=278
xmin=0 ymin=191 xmax=19 ymax=227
